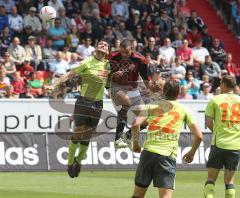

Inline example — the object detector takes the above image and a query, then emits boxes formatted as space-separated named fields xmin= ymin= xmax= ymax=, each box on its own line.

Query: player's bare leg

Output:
xmin=159 ymin=188 xmax=173 ymax=198
xmin=204 ymin=168 xmax=220 ymax=198
xmin=224 ymin=170 xmax=236 ymax=198
xmin=132 ymin=185 xmax=148 ymax=198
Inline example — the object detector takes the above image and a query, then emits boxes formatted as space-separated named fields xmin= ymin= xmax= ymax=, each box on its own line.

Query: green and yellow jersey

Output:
xmin=205 ymin=93 xmax=240 ymax=150
xmin=73 ymin=56 xmax=110 ymax=101
xmin=143 ymin=100 xmax=196 ymax=158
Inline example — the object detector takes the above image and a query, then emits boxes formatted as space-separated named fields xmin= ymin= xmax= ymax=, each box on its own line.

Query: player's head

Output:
xmin=120 ymin=38 xmax=134 ymax=58
xmin=95 ymin=39 xmax=110 ymax=58
xmin=163 ymin=80 xmax=180 ymax=100
xmin=220 ymin=75 xmax=236 ymax=93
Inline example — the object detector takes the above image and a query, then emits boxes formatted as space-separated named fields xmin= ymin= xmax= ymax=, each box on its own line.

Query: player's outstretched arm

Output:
xmin=183 ymin=123 xmax=203 ymax=163
xmin=53 ymin=70 xmax=76 ymax=89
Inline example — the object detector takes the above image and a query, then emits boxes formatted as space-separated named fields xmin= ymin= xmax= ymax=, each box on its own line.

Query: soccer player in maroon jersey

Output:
xmin=109 ymin=39 xmax=150 ymax=148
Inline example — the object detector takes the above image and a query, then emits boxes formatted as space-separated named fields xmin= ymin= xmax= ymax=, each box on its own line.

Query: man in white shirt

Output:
xmin=23 ymin=7 xmax=42 ymax=34
xmin=159 ymin=37 xmax=176 ymax=65
xmin=76 ymin=37 xmax=95 ymax=60
xmin=8 ymin=6 xmax=23 ymax=36
xmin=192 ymin=39 xmax=209 ymax=66
xmin=0 ymin=0 xmax=15 ymax=14
xmin=68 ymin=53 xmax=80 ymax=69
xmin=49 ymin=51 xmax=69 ymax=77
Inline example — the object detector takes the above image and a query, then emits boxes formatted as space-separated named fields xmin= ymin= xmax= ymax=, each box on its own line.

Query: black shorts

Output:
xmin=73 ymin=96 xmax=103 ymax=128
xmin=206 ymin=145 xmax=240 ymax=171
xmin=135 ymin=150 xmax=176 ymax=189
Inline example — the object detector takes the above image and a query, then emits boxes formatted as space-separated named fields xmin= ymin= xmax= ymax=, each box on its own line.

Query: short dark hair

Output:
xmin=120 ymin=38 xmax=134 ymax=49
xmin=163 ymin=80 xmax=180 ymax=100
xmin=221 ymin=75 xmax=236 ymax=89
xmin=98 ymin=39 xmax=111 ymax=52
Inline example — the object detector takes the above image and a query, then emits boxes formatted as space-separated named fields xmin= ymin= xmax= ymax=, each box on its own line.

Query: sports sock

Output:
xmin=225 ymin=184 xmax=235 ymax=198
xmin=115 ymin=106 xmax=129 ymax=141
xmin=68 ymin=140 xmax=79 ymax=165
xmin=76 ymin=143 xmax=89 ymax=164
xmin=204 ymin=181 xmax=215 ymax=198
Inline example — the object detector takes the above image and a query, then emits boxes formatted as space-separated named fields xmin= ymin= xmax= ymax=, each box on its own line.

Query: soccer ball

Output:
xmin=39 ymin=6 xmax=56 ymax=23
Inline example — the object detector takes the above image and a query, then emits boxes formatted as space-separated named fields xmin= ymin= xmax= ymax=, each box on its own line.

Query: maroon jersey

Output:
xmin=109 ymin=51 xmax=149 ymax=88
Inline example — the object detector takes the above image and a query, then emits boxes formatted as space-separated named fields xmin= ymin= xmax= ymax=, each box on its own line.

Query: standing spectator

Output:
xmin=209 ymin=38 xmax=226 ymax=69
xmin=81 ymin=0 xmax=99 ymax=19
xmin=98 ymin=0 xmax=111 ymax=19
xmin=7 ymin=36 xmax=26 ymax=67
xmin=48 ymin=0 xmax=63 ymax=14
xmin=24 ymin=36 xmax=43 ymax=70
xmin=19 ymin=59 xmax=34 ymax=80
xmin=8 ymin=6 xmax=23 ymax=37
xmin=23 ymin=7 xmax=42 ymax=35
xmin=142 ymin=37 xmax=160 ymax=64
xmin=103 ymin=25 xmax=116 ymax=47
xmin=59 ymin=7 xmax=72 ymax=33
xmin=111 ymin=0 xmax=129 ymax=21
xmin=197 ymin=82 xmax=213 ymax=100
xmin=115 ymin=21 xmax=133 ymax=40
xmin=18 ymin=0 xmax=33 ymax=16
xmin=48 ymin=18 xmax=67 ymax=50
xmin=177 ymin=39 xmax=193 ymax=66
xmin=201 ymin=55 xmax=221 ymax=91
xmin=76 ymin=37 xmax=95 ymax=60
xmin=0 ymin=0 xmax=15 ymax=14
xmin=1 ymin=51 xmax=16 ymax=80
xmin=201 ymin=25 xmax=213 ymax=50
xmin=187 ymin=10 xmax=205 ymax=31
xmin=159 ymin=37 xmax=176 ymax=65
xmin=180 ymin=70 xmax=200 ymax=99
xmin=192 ymin=39 xmax=209 ymax=68
xmin=231 ymin=0 xmax=240 ymax=39
xmin=0 ymin=26 xmax=13 ymax=54
xmin=0 ymin=5 xmax=8 ymax=33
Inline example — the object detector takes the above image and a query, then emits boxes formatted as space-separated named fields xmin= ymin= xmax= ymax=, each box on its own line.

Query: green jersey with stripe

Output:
xmin=205 ymin=93 xmax=240 ymax=150
xmin=143 ymin=100 xmax=196 ymax=158
xmin=73 ymin=56 xmax=110 ymax=101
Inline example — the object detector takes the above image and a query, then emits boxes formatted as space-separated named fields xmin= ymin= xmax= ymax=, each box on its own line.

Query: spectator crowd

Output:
xmin=0 ymin=0 xmax=239 ymax=99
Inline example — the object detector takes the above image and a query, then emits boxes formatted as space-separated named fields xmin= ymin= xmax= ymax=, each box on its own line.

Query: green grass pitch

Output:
xmin=0 ymin=171 xmax=239 ymax=198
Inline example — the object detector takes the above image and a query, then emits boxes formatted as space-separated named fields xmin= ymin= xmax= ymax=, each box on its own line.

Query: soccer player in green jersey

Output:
xmin=204 ymin=75 xmax=240 ymax=198
xmin=52 ymin=40 xmax=110 ymax=178
xmin=130 ymin=80 xmax=203 ymax=198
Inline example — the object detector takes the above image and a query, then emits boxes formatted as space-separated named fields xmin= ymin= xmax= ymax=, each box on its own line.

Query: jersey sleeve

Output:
xmin=205 ymin=99 xmax=215 ymax=118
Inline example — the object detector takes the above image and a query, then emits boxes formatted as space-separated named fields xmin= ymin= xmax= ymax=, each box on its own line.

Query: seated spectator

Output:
xmin=11 ymin=71 xmax=25 ymax=95
xmin=231 ymin=0 xmax=240 ymax=39
xmin=23 ymin=7 xmax=42 ymax=35
xmin=214 ymin=86 xmax=221 ymax=95
xmin=176 ymin=39 xmax=193 ymax=66
xmin=224 ymin=53 xmax=238 ymax=78
xmin=169 ymin=25 xmax=180 ymax=43
xmin=179 ymin=70 xmax=200 ymax=99
xmin=80 ymin=22 xmax=97 ymax=45
xmin=126 ymin=9 xmax=142 ymax=32
xmin=48 ymin=18 xmax=67 ymax=50
xmin=49 ymin=51 xmax=69 ymax=78
xmin=18 ymin=0 xmax=34 ymax=17
xmin=186 ymin=26 xmax=202 ymax=47
xmin=129 ymin=0 xmax=147 ymax=17
xmin=234 ymin=85 xmax=240 ymax=95
xmin=154 ymin=9 xmax=172 ymax=38
xmin=178 ymin=85 xmax=193 ymax=100
xmin=171 ymin=57 xmax=186 ymax=81
xmin=0 ymin=0 xmax=15 ymax=14
xmin=98 ymin=0 xmax=111 ymax=19
xmin=2 ymin=85 xmax=18 ymax=98
xmin=59 ymin=7 xmax=72 ymax=33
xmin=187 ymin=10 xmax=205 ymax=31
xmin=8 ymin=6 xmax=23 ymax=37
xmin=171 ymin=33 xmax=183 ymax=49
xmin=48 ymin=0 xmax=63 ymax=14
xmin=143 ymin=15 xmax=154 ymax=35
xmin=81 ymin=0 xmax=99 ymax=19
xmin=25 ymin=36 xmax=43 ymax=70
xmin=0 ymin=5 xmax=8 ymax=33
xmin=1 ymin=51 xmax=16 ymax=80
xmin=200 ymin=55 xmax=221 ymax=91
xmin=20 ymin=25 xmax=35 ymax=45
xmin=146 ymin=0 xmax=159 ymax=17
xmin=192 ymin=39 xmax=209 ymax=68
xmin=42 ymin=38 xmax=57 ymax=60
xmin=115 ymin=21 xmax=133 ymax=40
xmin=62 ymin=45 xmax=71 ymax=62
xmin=90 ymin=9 xmax=105 ymax=42
xmin=209 ymin=38 xmax=226 ymax=69
xmin=111 ymin=0 xmax=129 ymax=21
xmin=159 ymin=37 xmax=176 ymax=65
xmin=111 ymin=38 xmax=120 ymax=52
xmin=201 ymin=25 xmax=213 ymax=50
xmin=197 ymin=82 xmax=213 ymax=100
xmin=76 ymin=37 xmax=95 ymax=60
xmin=28 ymin=71 xmax=43 ymax=96
xmin=19 ymin=59 xmax=34 ymax=80
xmin=68 ymin=53 xmax=80 ymax=70
xmin=103 ymin=25 xmax=116 ymax=47
xmin=38 ymin=29 xmax=48 ymax=48
xmin=134 ymin=24 xmax=147 ymax=47
xmin=200 ymin=74 xmax=212 ymax=91
xmin=72 ymin=11 xmax=86 ymax=34
xmin=19 ymin=84 xmax=35 ymax=98
xmin=7 ymin=36 xmax=26 ymax=67
xmin=0 ymin=69 xmax=10 ymax=95
xmin=0 ymin=26 xmax=13 ymax=54
xmin=66 ymin=25 xmax=79 ymax=52
xmin=175 ymin=11 xmax=188 ymax=32
xmin=34 ymin=0 xmax=48 ymax=13
xmin=177 ymin=0 xmax=190 ymax=17
xmin=145 ymin=23 xmax=163 ymax=46
xmin=142 ymin=37 xmax=160 ymax=64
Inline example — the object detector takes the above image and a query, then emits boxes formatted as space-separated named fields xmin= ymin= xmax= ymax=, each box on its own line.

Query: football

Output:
xmin=39 ymin=6 xmax=56 ymax=23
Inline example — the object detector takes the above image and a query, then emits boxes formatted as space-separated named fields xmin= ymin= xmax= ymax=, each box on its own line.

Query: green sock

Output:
xmin=204 ymin=181 xmax=215 ymax=198
xmin=68 ymin=140 xmax=79 ymax=165
xmin=225 ymin=184 xmax=235 ymax=198
xmin=76 ymin=144 xmax=89 ymax=164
